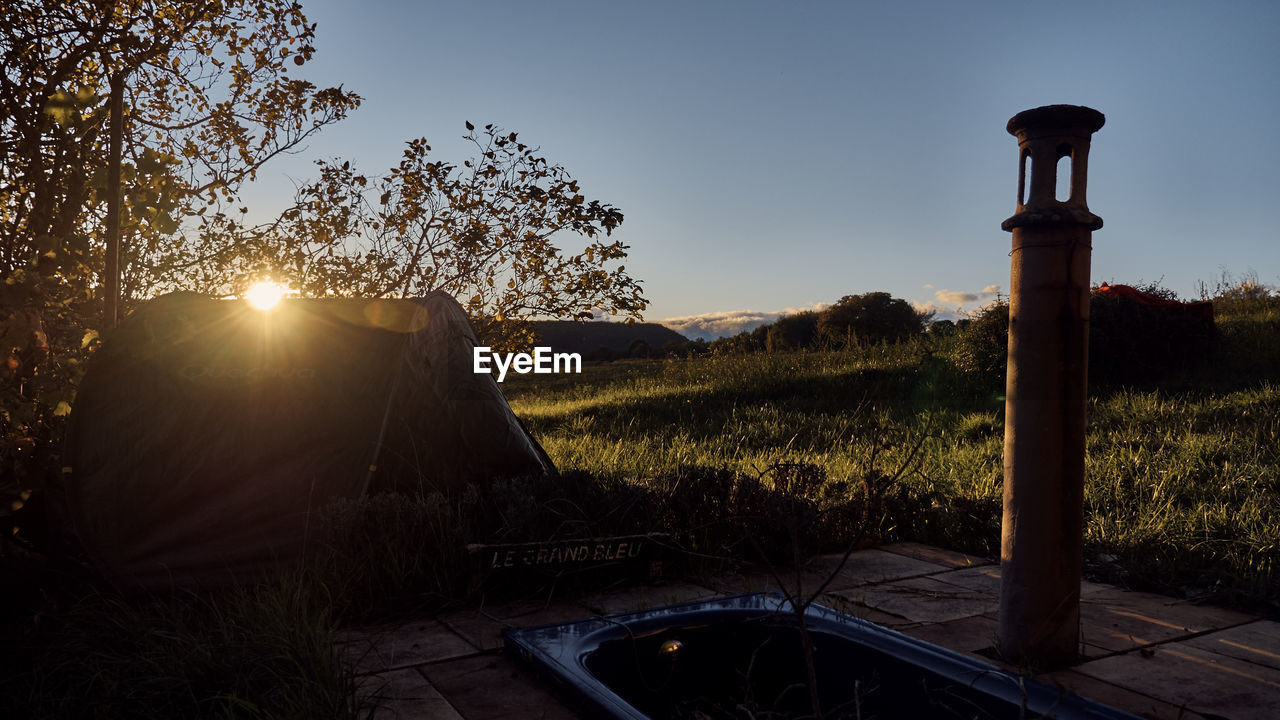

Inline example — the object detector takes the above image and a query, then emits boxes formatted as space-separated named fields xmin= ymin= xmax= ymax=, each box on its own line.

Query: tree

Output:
xmin=215 ymin=123 xmax=646 ymax=348
xmin=627 ymin=338 xmax=652 ymax=359
xmin=1 ymin=1 xmax=358 ymax=505
xmin=927 ymin=318 xmax=957 ymax=337
xmin=662 ymin=338 xmax=708 ymax=358
xmin=816 ymin=292 xmax=930 ymax=348
xmin=766 ymin=311 xmax=818 ymax=352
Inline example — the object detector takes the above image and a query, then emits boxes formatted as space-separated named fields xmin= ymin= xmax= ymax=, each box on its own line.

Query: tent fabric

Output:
xmin=1096 ymin=283 xmax=1215 ymax=322
xmin=53 ymin=291 xmax=553 ymax=589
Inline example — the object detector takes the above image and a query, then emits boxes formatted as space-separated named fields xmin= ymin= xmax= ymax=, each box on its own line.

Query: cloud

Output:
xmin=913 ymin=301 xmax=964 ymax=323
xmin=917 ymin=284 xmax=1004 ymax=321
xmin=661 ymin=303 xmax=830 ymax=341
xmin=935 ymin=289 xmax=979 ymax=305
xmin=929 ymin=284 xmax=1002 ymax=309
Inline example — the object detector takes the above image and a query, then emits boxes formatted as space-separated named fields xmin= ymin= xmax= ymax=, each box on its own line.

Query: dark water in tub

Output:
xmin=584 ymin=615 xmax=1038 ymax=720
xmin=506 ymin=594 xmax=1137 ymax=720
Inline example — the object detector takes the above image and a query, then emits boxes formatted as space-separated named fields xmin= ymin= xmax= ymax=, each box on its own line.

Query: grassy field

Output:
xmin=504 ymin=307 xmax=1280 ymax=611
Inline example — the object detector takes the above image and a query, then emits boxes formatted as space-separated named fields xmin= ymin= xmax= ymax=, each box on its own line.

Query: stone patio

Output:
xmin=339 ymin=542 xmax=1279 ymax=719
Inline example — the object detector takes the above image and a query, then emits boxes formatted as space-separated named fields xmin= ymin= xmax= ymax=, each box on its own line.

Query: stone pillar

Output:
xmin=998 ymin=104 xmax=1104 ymax=668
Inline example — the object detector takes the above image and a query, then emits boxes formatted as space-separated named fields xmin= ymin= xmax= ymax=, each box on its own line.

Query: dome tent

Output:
xmin=52 ymin=291 xmax=553 ymax=589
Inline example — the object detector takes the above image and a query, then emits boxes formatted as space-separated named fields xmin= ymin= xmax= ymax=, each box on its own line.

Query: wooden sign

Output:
xmin=466 ymin=533 xmax=669 ymax=580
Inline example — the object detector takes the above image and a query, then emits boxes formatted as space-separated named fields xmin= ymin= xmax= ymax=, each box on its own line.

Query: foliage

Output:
xmin=952 ymin=300 xmax=1009 ymax=384
xmin=707 ymin=291 xmax=928 ymax=355
xmin=304 ymin=490 xmax=475 ymax=622
xmin=1090 ymin=284 xmax=1218 ymax=386
xmin=1198 ymin=268 xmax=1280 ymax=322
xmin=766 ymin=310 xmax=818 ymax=352
xmin=927 ymin=318 xmax=958 ymax=337
xmin=2 ymin=582 xmax=357 ymax=720
xmin=218 ymin=124 xmax=647 ymax=349
xmin=708 ymin=325 xmax=766 ymax=354
xmin=662 ymin=338 xmax=710 ymax=358
xmin=816 ymin=291 xmax=931 ymax=348
xmin=954 ymin=280 xmax=1224 ymax=390
xmin=300 ymin=461 xmax=908 ymax=624
xmin=1 ymin=0 xmax=359 ymax=508
xmin=627 ymin=338 xmax=652 ymax=358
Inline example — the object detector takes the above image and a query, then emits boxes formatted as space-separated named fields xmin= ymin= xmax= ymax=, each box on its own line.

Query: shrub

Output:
xmin=1198 ymin=269 xmax=1280 ymax=318
xmin=708 ymin=329 xmax=763 ymax=355
xmin=1089 ymin=284 xmax=1219 ymax=386
xmin=307 ymin=491 xmax=474 ymax=621
xmin=662 ymin=339 xmax=709 ymax=358
xmin=817 ymin=292 xmax=930 ymax=348
xmin=927 ymin=319 xmax=958 ymax=337
xmin=766 ymin=311 xmax=819 ymax=352
xmin=952 ymin=301 xmax=1009 ymax=385
xmin=952 ymin=284 xmax=1221 ymax=389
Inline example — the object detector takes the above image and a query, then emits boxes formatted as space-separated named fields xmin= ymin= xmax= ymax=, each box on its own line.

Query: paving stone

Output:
xmin=438 ymin=601 xmax=593 ymax=652
xmin=805 ymin=548 xmax=950 ymax=592
xmin=837 ymin=576 xmax=998 ymax=624
xmin=335 ymin=544 xmax=1274 ymax=720
xmin=699 ymin=565 xmax=836 ymax=598
xmin=1079 ymin=579 xmax=1112 ymax=596
xmin=964 ymin=618 xmax=1115 ymax=662
xmin=580 ymin=580 xmax=718 ymax=616
xmin=1036 ymin=669 xmax=1208 ymax=720
xmin=1074 ymin=643 xmax=1280 ymax=720
xmin=813 ymin=591 xmax=920 ymax=627
xmin=356 ymin=667 xmax=464 ymax=720
xmin=1179 ymin=620 xmax=1280 ymax=672
xmin=340 ymin=620 xmax=478 ymax=675
xmin=900 ymin=614 xmax=1001 ymax=653
xmin=1079 ymin=588 xmax=1255 ymax=652
xmin=424 ymin=653 xmax=587 ymax=720
xmin=930 ymin=564 xmax=1108 ymax=597
xmin=922 ymin=565 xmax=1003 ymax=595
xmin=1078 ymin=641 xmax=1116 ymax=659
xmin=879 ymin=541 xmax=994 ymax=568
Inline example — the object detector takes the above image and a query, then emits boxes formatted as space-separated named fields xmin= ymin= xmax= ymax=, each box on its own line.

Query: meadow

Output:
xmin=504 ymin=292 xmax=1280 ymax=610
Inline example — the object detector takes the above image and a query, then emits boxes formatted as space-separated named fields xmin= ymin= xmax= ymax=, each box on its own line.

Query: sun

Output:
xmin=245 ymin=281 xmax=292 ymax=311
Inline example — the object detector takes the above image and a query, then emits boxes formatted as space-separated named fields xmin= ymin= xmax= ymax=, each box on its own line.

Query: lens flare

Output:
xmin=245 ymin=281 xmax=290 ymax=311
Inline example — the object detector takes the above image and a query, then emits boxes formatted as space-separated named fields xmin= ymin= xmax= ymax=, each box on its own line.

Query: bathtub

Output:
xmin=504 ymin=592 xmax=1139 ymax=719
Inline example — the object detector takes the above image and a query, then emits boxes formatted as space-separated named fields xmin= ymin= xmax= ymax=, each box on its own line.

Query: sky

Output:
xmin=241 ymin=0 xmax=1280 ymax=340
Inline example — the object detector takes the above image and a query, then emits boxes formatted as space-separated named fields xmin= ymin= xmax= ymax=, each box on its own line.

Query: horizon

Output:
xmin=239 ymin=1 xmax=1280 ymax=335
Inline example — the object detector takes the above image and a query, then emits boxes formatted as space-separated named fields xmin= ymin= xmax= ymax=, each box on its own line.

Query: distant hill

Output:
xmin=531 ymin=321 xmax=688 ymax=356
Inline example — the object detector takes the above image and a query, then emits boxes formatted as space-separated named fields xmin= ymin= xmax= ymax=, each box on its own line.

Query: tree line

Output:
xmin=705 ymin=291 xmax=934 ymax=354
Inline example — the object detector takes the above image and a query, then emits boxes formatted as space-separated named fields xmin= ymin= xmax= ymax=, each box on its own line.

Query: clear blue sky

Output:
xmin=244 ymin=0 xmax=1280 ymax=339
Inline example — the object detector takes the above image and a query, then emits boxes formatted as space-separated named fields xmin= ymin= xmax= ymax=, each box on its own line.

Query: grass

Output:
xmin=2 ymin=576 xmax=357 ymax=720
xmin=508 ymin=345 xmax=959 ymax=482
xmin=1085 ymin=384 xmax=1280 ymax=603
xmin=503 ymin=314 xmax=1280 ymax=612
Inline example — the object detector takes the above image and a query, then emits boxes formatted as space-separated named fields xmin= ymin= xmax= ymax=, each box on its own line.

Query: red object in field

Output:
xmin=1096 ymin=283 xmax=1214 ymax=322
